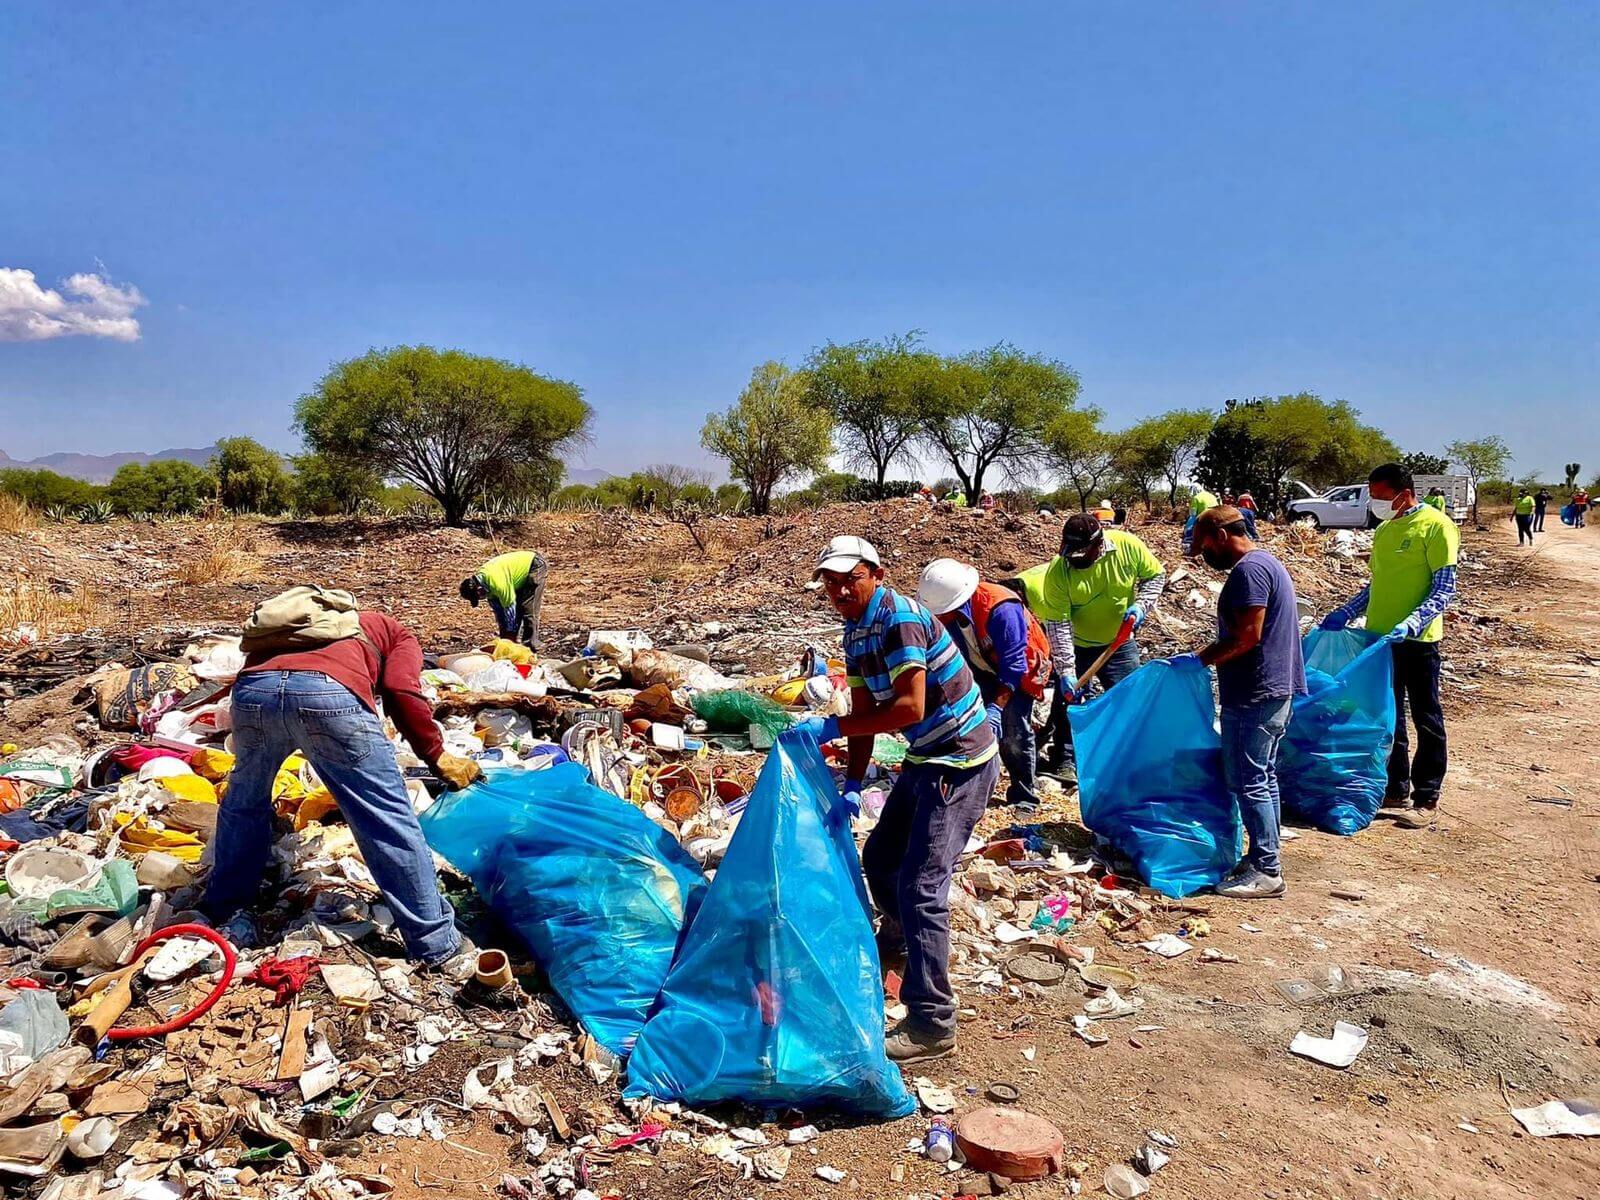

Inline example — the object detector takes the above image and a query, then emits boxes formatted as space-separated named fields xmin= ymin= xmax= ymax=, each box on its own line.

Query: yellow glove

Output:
xmin=434 ymin=753 xmax=483 ymax=791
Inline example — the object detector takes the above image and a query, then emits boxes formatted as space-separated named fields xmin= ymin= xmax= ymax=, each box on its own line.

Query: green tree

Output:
xmin=1400 ymin=450 xmax=1450 ymax=476
xmin=295 ymin=345 xmax=591 ymax=527
xmin=212 ymin=437 xmax=292 ymax=514
xmin=1445 ymin=436 xmax=1512 ymax=525
xmin=105 ymin=460 xmax=214 ymax=515
xmin=1041 ymin=408 xmax=1115 ymax=509
xmin=0 ymin=468 xmax=101 ymax=510
xmin=701 ymin=362 xmax=833 ymax=515
xmin=804 ymin=332 xmax=929 ymax=485
xmin=1107 ymin=421 xmax=1169 ymax=509
xmin=1133 ymin=409 xmax=1216 ymax=506
xmin=713 ymin=482 xmax=748 ymax=513
xmin=1196 ymin=393 xmax=1396 ymax=513
xmin=290 ymin=452 xmax=382 ymax=516
xmin=918 ymin=344 xmax=1081 ymax=506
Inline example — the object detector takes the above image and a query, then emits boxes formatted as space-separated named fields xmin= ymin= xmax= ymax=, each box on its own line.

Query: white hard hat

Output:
xmin=917 ymin=558 xmax=980 ymax=614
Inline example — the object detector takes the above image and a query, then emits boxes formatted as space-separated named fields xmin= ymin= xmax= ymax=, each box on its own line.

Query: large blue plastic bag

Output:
xmin=420 ymin=764 xmax=707 ymax=1056
xmin=625 ymin=732 xmax=915 ymax=1118
xmin=1068 ymin=658 xmax=1241 ymax=897
xmin=1280 ymin=628 xmax=1395 ymax=835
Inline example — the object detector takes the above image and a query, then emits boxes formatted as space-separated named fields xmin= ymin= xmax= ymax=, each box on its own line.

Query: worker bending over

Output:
xmin=460 ymin=550 xmax=548 ymax=650
xmin=917 ymin=558 xmax=1053 ymax=811
xmin=1182 ymin=507 xmax=1306 ymax=898
xmin=1015 ymin=514 xmax=1167 ymax=777
xmin=203 ymin=587 xmax=483 ymax=978
xmin=790 ymin=536 xmax=998 ymax=1063
xmin=1321 ymin=464 xmax=1459 ymax=829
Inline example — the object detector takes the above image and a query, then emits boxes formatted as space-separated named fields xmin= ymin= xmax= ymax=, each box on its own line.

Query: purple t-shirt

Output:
xmin=1216 ymin=549 xmax=1307 ymax=707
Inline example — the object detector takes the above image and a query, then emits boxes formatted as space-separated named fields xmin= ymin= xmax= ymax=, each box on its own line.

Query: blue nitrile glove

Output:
xmin=1384 ymin=621 xmax=1414 ymax=644
xmin=1124 ymin=603 xmax=1146 ymax=631
xmin=841 ymin=779 xmax=864 ymax=818
xmin=1320 ymin=611 xmax=1350 ymax=632
xmin=787 ymin=714 xmax=841 ymax=742
xmin=1059 ymin=671 xmax=1078 ymax=695
xmin=1169 ymin=653 xmax=1204 ymax=670
xmin=825 ymin=778 xmax=863 ymax=831
xmin=984 ymin=704 xmax=1003 ymax=738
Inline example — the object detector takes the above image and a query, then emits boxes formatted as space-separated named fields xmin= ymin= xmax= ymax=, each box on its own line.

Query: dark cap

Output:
xmin=1060 ymin=513 xmax=1105 ymax=556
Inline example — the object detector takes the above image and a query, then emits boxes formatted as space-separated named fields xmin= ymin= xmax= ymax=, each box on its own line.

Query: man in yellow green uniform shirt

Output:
xmin=460 ymin=550 xmax=549 ymax=650
xmin=1321 ymin=464 xmax=1459 ymax=829
xmin=1013 ymin=514 xmax=1167 ymax=775
xmin=1513 ymin=490 xmax=1535 ymax=546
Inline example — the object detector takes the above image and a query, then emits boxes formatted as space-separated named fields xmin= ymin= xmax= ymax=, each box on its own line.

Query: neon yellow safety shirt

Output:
xmin=476 ymin=551 xmax=540 ymax=611
xmin=1514 ymin=495 xmax=1534 ymax=516
xmin=1015 ymin=530 xmax=1165 ymax=647
xmin=1190 ymin=488 xmax=1218 ymax=518
xmin=1423 ymin=494 xmax=1447 ymax=512
xmin=1367 ymin=505 xmax=1459 ymax=643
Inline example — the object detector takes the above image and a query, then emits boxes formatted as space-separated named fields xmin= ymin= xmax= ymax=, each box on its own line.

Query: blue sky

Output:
xmin=2 ymin=3 xmax=1594 ymax=480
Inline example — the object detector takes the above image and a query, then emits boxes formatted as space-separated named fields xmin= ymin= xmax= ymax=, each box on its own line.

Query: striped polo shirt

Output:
xmin=844 ymin=585 xmax=997 ymax=768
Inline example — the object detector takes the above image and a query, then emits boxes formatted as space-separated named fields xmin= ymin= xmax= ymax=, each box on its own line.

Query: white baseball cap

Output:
xmin=814 ymin=535 xmax=882 ymax=576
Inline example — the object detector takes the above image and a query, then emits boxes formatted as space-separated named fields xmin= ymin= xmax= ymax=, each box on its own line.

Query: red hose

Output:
xmin=105 ymin=922 xmax=238 ymax=1042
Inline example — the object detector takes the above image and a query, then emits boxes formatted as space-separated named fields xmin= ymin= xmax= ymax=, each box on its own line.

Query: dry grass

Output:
xmin=174 ymin=519 xmax=262 ymax=586
xmin=0 ymin=494 xmax=37 ymax=535
xmin=0 ymin=575 xmax=102 ymax=640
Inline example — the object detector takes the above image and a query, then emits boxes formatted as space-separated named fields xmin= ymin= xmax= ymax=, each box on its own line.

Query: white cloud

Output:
xmin=0 ymin=267 xmax=147 ymax=343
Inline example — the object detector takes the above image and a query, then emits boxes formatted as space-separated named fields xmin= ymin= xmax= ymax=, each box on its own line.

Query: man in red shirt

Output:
xmin=201 ymin=608 xmax=483 ymax=978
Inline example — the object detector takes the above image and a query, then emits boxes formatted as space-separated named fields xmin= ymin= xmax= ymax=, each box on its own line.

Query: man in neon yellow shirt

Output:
xmin=460 ymin=550 xmax=549 ymax=649
xmin=1190 ymin=487 xmax=1219 ymax=519
xmin=1513 ymin=490 xmax=1535 ymax=546
xmin=1321 ymin=464 xmax=1459 ymax=829
xmin=1014 ymin=514 xmax=1167 ymax=775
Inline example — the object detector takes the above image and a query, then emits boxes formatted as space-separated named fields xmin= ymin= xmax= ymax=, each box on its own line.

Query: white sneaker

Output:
xmin=1215 ymin=868 xmax=1285 ymax=899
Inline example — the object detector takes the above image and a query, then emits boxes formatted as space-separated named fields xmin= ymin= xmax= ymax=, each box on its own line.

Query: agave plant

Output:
xmin=76 ymin=501 xmax=114 ymax=525
xmin=43 ymin=504 xmax=72 ymax=523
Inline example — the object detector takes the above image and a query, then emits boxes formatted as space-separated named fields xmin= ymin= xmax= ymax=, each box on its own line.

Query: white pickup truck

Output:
xmin=1283 ymin=475 xmax=1473 ymax=528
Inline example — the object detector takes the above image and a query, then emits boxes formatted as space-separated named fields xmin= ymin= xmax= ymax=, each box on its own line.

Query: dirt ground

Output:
xmin=3 ymin=504 xmax=1597 ymax=1199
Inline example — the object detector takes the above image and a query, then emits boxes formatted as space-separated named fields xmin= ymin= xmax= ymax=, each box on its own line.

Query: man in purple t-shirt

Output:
xmin=1179 ymin=506 xmax=1308 ymax=898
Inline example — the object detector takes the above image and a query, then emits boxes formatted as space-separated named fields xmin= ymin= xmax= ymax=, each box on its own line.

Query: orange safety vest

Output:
xmin=963 ymin=582 xmax=1054 ymax=700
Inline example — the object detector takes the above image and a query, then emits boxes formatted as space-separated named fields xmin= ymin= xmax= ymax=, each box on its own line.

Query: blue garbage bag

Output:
xmin=1068 ymin=657 xmax=1240 ymax=897
xmin=625 ymin=732 xmax=915 ymax=1118
xmin=1561 ymin=503 xmax=1576 ymax=526
xmin=420 ymin=764 xmax=707 ymax=1056
xmin=1279 ymin=628 xmax=1395 ymax=834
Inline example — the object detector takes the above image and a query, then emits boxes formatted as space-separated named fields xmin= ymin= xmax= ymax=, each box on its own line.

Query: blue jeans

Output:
xmin=203 ymin=671 xmax=461 ymax=963
xmin=977 ymin=679 xmax=1038 ymax=808
xmin=862 ymin=755 xmax=1001 ymax=1036
xmin=1046 ymin=639 xmax=1143 ymax=762
xmin=1221 ymin=695 xmax=1294 ymax=876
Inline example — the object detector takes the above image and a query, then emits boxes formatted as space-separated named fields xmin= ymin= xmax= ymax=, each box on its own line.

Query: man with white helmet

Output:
xmin=917 ymin=558 xmax=1052 ymax=810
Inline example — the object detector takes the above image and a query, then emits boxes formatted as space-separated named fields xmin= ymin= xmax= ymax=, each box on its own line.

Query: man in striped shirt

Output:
xmin=790 ymin=536 xmax=999 ymax=1063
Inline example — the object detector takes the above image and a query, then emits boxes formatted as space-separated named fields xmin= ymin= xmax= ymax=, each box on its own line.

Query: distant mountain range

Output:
xmin=0 ymin=445 xmax=220 ymax=484
xmin=0 ymin=445 xmax=618 ymax=487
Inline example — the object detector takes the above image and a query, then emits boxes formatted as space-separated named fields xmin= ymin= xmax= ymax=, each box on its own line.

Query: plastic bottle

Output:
xmin=925 ymin=1116 xmax=954 ymax=1163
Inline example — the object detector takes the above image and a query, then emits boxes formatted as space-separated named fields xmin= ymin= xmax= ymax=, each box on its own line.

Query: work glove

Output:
xmin=1384 ymin=618 xmax=1419 ymax=644
xmin=1124 ymin=604 xmax=1146 ymax=631
xmin=434 ymin=753 xmax=483 ymax=791
xmin=1057 ymin=671 xmax=1078 ymax=694
xmin=840 ymin=779 xmax=864 ymax=822
xmin=1168 ymin=653 xmax=1205 ymax=670
xmin=1319 ymin=611 xmax=1350 ymax=632
xmin=787 ymin=714 xmax=841 ymax=743
xmin=984 ymin=703 xmax=1003 ymax=739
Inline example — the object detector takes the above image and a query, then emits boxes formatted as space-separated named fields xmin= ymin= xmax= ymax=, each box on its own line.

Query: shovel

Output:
xmin=1071 ymin=615 xmax=1137 ymax=703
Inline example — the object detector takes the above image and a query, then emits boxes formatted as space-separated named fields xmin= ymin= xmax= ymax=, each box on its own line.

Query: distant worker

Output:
xmin=1533 ymin=487 xmax=1552 ymax=532
xmin=1091 ymin=498 xmax=1115 ymax=525
xmin=979 ymin=489 xmax=997 ymax=510
xmin=203 ymin=588 xmax=483 ymax=977
xmin=1182 ymin=485 xmax=1220 ymax=551
xmin=1014 ymin=514 xmax=1167 ymax=777
xmin=917 ymin=559 xmax=1053 ymax=811
xmin=789 ymin=536 xmax=998 ymax=1063
xmin=1514 ymin=490 xmax=1535 ymax=546
xmin=1237 ymin=492 xmax=1259 ymax=513
xmin=1423 ymin=486 xmax=1447 ymax=513
xmin=1574 ymin=486 xmax=1590 ymax=528
xmin=1321 ymin=464 xmax=1459 ymax=829
xmin=943 ymin=488 xmax=969 ymax=509
xmin=1181 ymin=507 xmax=1306 ymax=898
xmin=460 ymin=550 xmax=549 ymax=650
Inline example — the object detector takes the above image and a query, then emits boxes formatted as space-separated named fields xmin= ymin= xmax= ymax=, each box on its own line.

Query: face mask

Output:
xmin=1201 ymin=545 xmax=1231 ymax=570
xmin=1368 ymin=497 xmax=1397 ymax=522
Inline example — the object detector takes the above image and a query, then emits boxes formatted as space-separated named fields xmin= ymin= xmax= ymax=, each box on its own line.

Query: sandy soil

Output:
xmin=2 ymin=506 xmax=1596 ymax=1199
